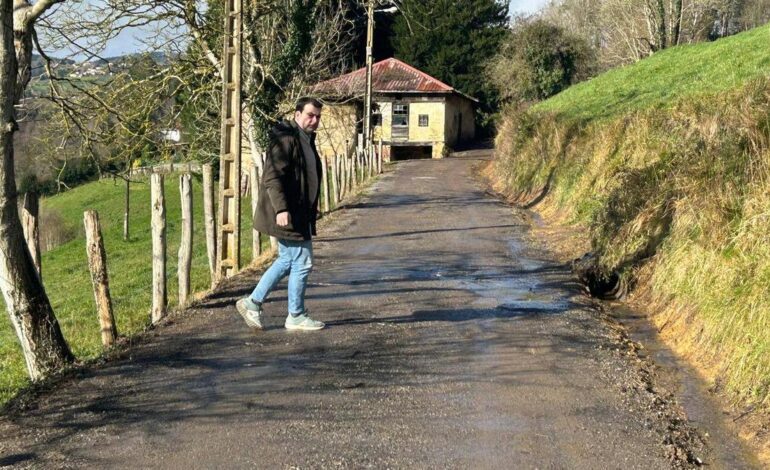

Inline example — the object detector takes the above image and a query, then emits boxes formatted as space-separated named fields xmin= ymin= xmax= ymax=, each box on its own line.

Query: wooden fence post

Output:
xmin=83 ymin=210 xmax=118 ymax=348
xmin=151 ymin=174 xmax=167 ymax=324
xmin=202 ymin=164 xmax=217 ymax=286
xmin=346 ymin=154 xmax=353 ymax=196
xmin=123 ymin=178 xmax=130 ymax=241
xmin=250 ymin=162 xmax=261 ymax=258
xmin=21 ymin=191 xmax=41 ymax=279
xmin=333 ymin=154 xmax=340 ymax=202
xmin=346 ymin=153 xmax=353 ymax=193
xmin=321 ymin=156 xmax=330 ymax=214
xmin=338 ymin=155 xmax=345 ymax=201
xmin=178 ymin=174 xmax=193 ymax=307
xmin=362 ymin=148 xmax=367 ymax=180
xmin=339 ymin=155 xmax=345 ymax=200
xmin=330 ymin=154 xmax=339 ymax=205
xmin=378 ymin=139 xmax=383 ymax=174
xmin=357 ymin=148 xmax=363 ymax=184
xmin=358 ymin=147 xmax=363 ymax=185
xmin=338 ymin=154 xmax=345 ymax=200
xmin=368 ymin=145 xmax=375 ymax=178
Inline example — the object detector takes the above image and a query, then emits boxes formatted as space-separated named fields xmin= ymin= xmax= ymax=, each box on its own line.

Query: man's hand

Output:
xmin=276 ymin=212 xmax=291 ymax=227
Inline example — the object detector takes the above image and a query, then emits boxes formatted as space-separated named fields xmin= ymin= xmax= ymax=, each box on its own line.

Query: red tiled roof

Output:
xmin=312 ymin=58 xmax=474 ymax=99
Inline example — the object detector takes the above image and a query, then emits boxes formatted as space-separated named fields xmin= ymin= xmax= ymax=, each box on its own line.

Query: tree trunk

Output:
xmin=655 ymin=0 xmax=667 ymax=50
xmin=12 ymin=3 xmax=32 ymax=104
xmin=0 ymin=0 xmax=73 ymax=379
xmin=21 ymin=190 xmax=40 ymax=279
xmin=668 ymin=0 xmax=683 ymax=46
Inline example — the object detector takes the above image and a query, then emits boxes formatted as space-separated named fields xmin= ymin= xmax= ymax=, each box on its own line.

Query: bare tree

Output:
xmin=1 ymin=0 xmax=73 ymax=381
xmin=36 ymin=0 xmax=359 ymax=178
xmin=541 ymin=0 xmax=768 ymax=69
xmin=738 ymin=0 xmax=770 ymax=29
xmin=242 ymin=1 xmax=359 ymax=149
xmin=644 ymin=0 xmax=667 ymax=52
xmin=670 ymin=0 xmax=683 ymax=45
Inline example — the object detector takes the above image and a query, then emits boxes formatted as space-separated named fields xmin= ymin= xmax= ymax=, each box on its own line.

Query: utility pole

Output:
xmin=216 ymin=0 xmax=243 ymax=281
xmin=363 ymin=0 xmax=375 ymax=149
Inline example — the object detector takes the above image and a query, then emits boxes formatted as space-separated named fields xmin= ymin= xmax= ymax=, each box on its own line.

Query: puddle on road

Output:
xmin=456 ymin=238 xmax=572 ymax=315
xmin=612 ymin=305 xmax=761 ymax=469
xmin=457 ymin=270 xmax=570 ymax=314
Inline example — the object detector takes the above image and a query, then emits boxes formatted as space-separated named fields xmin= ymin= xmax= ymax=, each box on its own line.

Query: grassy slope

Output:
xmin=493 ymin=24 xmax=770 ymax=408
xmin=0 ymin=175 xmax=257 ymax=403
xmin=536 ymin=24 xmax=770 ymax=121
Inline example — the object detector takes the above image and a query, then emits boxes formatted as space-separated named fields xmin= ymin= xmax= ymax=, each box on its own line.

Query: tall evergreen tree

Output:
xmin=391 ymin=0 xmax=508 ymax=126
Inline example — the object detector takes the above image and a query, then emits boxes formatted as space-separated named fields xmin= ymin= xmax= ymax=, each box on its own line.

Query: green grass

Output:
xmin=536 ymin=24 xmax=770 ymax=122
xmin=0 ymin=174 xmax=258 ymax=404
xmin=0 ymin=158 xmax=358 ymax=405
xmin=493 ymin=23 xmax=770 ymax=408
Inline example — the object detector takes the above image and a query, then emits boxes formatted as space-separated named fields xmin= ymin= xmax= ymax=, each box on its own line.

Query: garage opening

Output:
xmin=391 ymin=145 xmax=432 ymax=161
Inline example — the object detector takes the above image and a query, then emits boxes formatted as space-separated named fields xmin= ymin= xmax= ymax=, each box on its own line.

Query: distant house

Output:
xmin=311 ymin=58 xmax=476 ymax=160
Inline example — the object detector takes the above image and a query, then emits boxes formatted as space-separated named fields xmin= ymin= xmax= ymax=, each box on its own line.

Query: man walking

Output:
xmin=236 ymin=97 xmax=325 ymax=331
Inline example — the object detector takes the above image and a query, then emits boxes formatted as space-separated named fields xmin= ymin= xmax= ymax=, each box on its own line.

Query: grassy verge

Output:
xmin=491 ymin=24 xmax=770 ymax=410
xmin=0 ymin=174 xmax=258 ymax=404
xmin=0 ymin=159 xmax=358 ymax=406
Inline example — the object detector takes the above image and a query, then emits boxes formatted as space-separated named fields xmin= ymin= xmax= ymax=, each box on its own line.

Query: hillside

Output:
xmin=535 ymin=23 xmax=770 ymax=122
xmin=491 ymin=21 xmax=770 ymax=426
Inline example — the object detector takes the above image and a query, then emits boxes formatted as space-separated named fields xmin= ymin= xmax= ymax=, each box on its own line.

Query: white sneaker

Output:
xmin=284 ymin=311 xmax=325 ymax=331
xmin=236 ymin=298 xmax=264 ymax=329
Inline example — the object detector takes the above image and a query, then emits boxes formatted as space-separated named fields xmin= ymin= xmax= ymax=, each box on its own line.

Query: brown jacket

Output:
xmin=253 ymin=120 xmax=322 ymax=241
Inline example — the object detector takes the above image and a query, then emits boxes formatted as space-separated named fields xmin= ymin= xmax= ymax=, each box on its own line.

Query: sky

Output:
xmin=509 ymin=0 xmax=549 ymax=14
xmin=57 ymin=0 xmax=552 ymax=59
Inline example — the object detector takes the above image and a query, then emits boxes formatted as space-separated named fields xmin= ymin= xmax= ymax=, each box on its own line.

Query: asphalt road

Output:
xmin=0 ymin=155 xmax=751 ymax=468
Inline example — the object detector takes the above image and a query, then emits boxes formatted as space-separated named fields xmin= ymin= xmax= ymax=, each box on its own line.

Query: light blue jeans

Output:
xmin=250 ymin=239 xmax=313 ymax=316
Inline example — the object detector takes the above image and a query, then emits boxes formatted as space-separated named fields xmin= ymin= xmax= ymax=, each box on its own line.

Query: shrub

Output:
xmin=17 ymin=158 xmax=98 ymax=197
xmin=487 ymin=18 xmax=595 ymax=105
xmin=39 ymin=208 xmax=79 ymax=253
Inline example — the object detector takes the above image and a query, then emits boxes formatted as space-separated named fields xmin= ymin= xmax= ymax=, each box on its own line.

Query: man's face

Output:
xmin=295 ymin=103 xmax=322 ymax=133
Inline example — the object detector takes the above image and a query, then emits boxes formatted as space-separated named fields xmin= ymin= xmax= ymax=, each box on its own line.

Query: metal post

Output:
xmin=216 ymin=0 xmax=243 ymax=282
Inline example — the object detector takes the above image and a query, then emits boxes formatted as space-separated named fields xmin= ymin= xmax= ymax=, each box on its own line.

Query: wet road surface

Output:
xmin=0 ymin=156 xmax=754 ymax=468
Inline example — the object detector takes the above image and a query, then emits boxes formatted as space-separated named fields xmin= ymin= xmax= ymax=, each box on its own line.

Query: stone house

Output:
xmin=311 ymin=58 xmax=476 ymax=160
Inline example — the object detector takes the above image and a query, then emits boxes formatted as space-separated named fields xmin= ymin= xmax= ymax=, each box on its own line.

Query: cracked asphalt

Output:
xmin=0 ymin=154 xmax=752 ymax=469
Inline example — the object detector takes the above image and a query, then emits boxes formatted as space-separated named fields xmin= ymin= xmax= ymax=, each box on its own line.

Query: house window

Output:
xmin=393 ymin=104 xmax=408 ymax=126
xmin=418 ymin=114 xmax=429 ymax=127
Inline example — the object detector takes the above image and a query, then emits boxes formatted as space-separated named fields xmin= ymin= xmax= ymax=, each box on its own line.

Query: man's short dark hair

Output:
xmin=295 ymin=97 xmax=323 ymax=112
